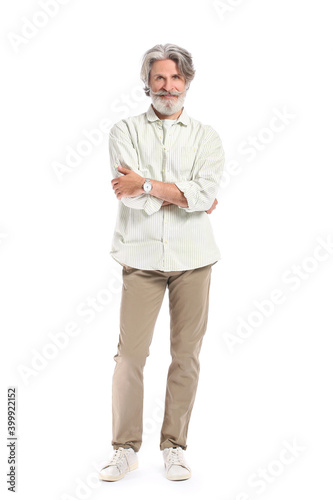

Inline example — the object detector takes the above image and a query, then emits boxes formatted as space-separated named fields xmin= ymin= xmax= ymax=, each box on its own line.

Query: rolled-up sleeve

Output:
xmin=175 ymin=126 xmax=225 ymax=212
xmin=109 ymin=122 xmax=163 ymax=215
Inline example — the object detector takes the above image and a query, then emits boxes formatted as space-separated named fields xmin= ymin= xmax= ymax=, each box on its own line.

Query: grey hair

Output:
xmin=140 ymin=43 xmax=196 ymax=97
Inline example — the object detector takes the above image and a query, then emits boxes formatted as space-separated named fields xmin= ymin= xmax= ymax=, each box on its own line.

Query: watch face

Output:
xmin=144 ymin=181 xmax=151 ymax=192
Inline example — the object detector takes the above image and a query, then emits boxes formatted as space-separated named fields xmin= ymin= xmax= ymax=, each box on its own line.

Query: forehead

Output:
xmin=150 ymin=58 xmax=181 ymax=75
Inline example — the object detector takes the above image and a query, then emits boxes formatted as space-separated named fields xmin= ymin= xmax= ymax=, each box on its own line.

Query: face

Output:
xmin=149 ymin=59 xmax=187 ymax=117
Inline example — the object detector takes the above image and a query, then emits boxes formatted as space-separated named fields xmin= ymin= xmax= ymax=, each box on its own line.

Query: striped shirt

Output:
xmin=108 ymin=104 xmax=225 ymax=271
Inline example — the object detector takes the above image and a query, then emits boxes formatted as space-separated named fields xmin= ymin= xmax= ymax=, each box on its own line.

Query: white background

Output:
xmin=1 ymin=0 xmax=333 ymax=499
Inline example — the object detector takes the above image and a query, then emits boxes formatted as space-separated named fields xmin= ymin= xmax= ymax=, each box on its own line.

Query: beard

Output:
xmin=150 ymin=88 xmax=187 ymax=116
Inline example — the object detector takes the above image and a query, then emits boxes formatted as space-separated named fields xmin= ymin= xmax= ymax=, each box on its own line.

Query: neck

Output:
xmin=152 ymin=105 xmax=184 ymax=121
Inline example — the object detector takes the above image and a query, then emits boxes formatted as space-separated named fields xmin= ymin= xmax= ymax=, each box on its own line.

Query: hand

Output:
xmin=111 ymin=166 xmax=145 ymax=199
xmin=161 ymin=200 xmax=173 ymax=206
xmin=206 ymin=198 xmax=218 ymax=214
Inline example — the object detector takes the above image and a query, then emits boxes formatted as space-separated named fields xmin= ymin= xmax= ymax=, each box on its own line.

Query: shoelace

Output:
xmin=109 ymin=448 xmax=124 ymax=466
xmin=166 ymin=447 xmax=187 ymax=467
xmin=101 ymin=448 xmax=127 ymax=473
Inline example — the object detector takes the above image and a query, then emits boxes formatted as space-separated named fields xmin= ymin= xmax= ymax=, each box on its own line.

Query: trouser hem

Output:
xmin=160 ymin=440 xmax=187 ymax=451
xmin=112 ymin=443 xmax=140 ymax=453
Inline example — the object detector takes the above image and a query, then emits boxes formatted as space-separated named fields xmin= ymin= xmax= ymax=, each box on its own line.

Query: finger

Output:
xmin=117 ymin=166 xmax=131 ymax=174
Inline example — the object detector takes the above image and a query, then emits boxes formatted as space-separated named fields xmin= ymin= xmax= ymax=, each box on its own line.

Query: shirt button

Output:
xmin=165 ymin=240 xmax=168 ymax=244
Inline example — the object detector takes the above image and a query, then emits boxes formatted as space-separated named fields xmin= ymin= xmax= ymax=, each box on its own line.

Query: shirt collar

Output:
xmin=146 ymin=104 xmax=189 ymax=126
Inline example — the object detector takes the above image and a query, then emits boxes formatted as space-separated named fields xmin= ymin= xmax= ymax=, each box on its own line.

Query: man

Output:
xmin=99 ymin=43 xmax=224 ymax=482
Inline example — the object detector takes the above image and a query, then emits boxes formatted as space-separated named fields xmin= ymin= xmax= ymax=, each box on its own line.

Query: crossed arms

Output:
xmin=109 ymin=122 xmax=224 ymax=216
xmin=111 ymin=165 xmax=218 ymax=214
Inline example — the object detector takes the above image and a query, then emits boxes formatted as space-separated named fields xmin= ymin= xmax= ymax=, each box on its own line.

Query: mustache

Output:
xmin=151 ymin=89 xmax=186 ymax=97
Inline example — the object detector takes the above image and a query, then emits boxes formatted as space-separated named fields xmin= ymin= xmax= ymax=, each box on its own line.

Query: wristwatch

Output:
xmin=142 ymin=178 xmax=152 ymax=193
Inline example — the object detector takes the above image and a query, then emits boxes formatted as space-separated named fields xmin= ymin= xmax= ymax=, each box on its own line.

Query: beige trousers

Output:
xmin=111 ymin=262 xmax=214 ymax=453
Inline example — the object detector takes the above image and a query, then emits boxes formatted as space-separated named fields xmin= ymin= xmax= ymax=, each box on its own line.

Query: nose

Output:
xmin=163 ymin=78 xmax=175 ymax=92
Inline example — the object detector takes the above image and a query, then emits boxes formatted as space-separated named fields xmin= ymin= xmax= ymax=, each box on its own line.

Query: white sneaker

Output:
xmin=163 ymin=446 xmax=192 ymax=481
xmin=99 ymin=447 xmax=138 ymax=481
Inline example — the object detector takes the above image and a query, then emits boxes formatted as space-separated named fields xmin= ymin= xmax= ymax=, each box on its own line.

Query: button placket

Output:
xmin=161 ymin=122 xmax=174 ymax=253
xmin=156 ymin=122 xmax=163 ymax=145
xmin=163 ymin=123 xmax=175 ymax=178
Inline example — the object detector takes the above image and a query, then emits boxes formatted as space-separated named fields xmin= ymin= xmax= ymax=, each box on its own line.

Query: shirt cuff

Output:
xmin=143 ymin=195 xmax=164 ymax=215
xmin=174 ymin=181 xmax=198 ymax=210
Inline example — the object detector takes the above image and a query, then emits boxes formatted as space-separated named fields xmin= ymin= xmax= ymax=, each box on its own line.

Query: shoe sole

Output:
xmin=164 ymin=464 xmax=191 ymax=481
xmin=165 ymin=471 xmax=191 ymax=481
xmin=99 ymin=461 xmax=138 ymax=482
